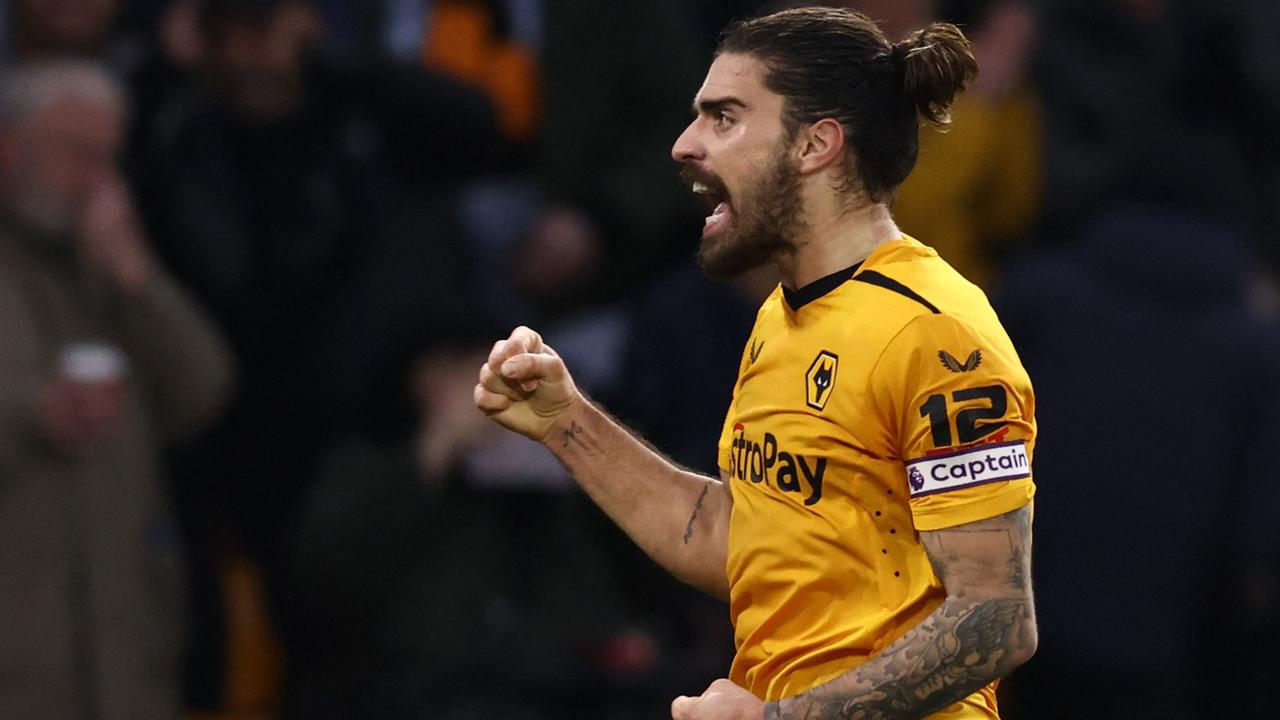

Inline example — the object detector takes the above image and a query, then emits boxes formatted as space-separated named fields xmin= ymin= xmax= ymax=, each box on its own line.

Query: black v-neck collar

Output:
xmin=782 ymin=262 xmax=862 ymax=311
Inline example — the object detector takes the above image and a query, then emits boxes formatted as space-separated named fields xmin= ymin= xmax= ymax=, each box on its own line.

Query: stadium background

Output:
xmin=3 ymin=0 xmax=1278 ymax=718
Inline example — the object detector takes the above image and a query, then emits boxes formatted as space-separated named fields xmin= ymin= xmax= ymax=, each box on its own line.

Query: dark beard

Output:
xmin=696 ymin=147 xmax=802 ymax=280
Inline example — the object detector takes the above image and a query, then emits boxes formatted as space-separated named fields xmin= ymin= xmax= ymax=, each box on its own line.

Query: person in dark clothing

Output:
xmin=1034 ymin=0 xmax=1280 ymax=260
xmin=132 ymin=0 xmax=502 ymax=713
xmin=5 ymin=0 xmax=207 ymax=162
xmin=611 ymin=266 xmax=773 ymax=475
xmin=139 ymin=0 xmax=499 ymax=542
xmin=587 ymin=265 xmax=776 ymax=709
xmin=992 ymin=207 xmax=1280 ymax=720
xmin=527 ymin=0 xmax=708 ymax=312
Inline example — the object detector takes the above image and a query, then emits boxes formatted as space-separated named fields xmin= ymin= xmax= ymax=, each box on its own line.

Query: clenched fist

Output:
xmin=474 ymin=326 xmax=581 ymax=442
xmin=672 ymin=678 xmax=765 ymax=720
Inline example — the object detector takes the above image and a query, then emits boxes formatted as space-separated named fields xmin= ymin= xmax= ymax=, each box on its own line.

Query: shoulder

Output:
xmin=853 ymin=238 xmax=1027 ymax=379
xmin=837 ymin=238 xmax=992 ymax=341
xmin=858 ymin=236 xmax=989 ymax=314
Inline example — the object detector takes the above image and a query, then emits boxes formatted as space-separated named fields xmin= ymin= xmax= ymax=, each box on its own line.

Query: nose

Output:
xmin=671 ymin=119 xmax=704 ymax=164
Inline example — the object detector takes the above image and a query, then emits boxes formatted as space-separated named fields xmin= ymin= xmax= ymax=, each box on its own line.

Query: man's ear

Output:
xmin=795 ymin=118 xmax=845 ymax=175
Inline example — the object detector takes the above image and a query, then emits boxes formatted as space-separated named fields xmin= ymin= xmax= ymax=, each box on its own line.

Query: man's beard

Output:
xmin=694 ymin=145 xmax=803 ymax=280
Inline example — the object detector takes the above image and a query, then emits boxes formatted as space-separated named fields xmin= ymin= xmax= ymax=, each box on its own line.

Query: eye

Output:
xmin=714 ymin=111 xmax=736 ymax=130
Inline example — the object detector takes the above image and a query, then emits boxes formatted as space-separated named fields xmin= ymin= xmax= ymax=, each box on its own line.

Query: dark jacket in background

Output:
xmin=1035 ymin=0 xmax=1280 ymax=260
xmin=134 ymin=58 xmax=499 ymax=712
xmin=136 ymin=59 xmax=498 ymax=552
xmin=992 ymin=207 xmax=1280 ymax=719
xmin=539 ymin=0 xmax=708 ymax=295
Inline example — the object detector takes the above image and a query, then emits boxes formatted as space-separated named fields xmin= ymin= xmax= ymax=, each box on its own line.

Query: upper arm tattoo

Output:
xmin=769 ymin=504 xmax=1036 ymax=720
xmin=921 ymin=503 xmax=1033 ymax=598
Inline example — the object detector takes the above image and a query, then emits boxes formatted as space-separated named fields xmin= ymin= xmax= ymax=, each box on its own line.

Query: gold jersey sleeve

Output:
xmin=869 ymin=312 xmax=1037 ymax=531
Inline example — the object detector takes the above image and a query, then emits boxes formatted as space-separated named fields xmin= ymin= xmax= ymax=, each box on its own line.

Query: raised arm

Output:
xmin=85 ymin=176 xmax=234 ymax=442
xmin=766 ymin=503 xmax=1036 ymax=719
xmin=474 ymin=326 xmax=733 ymax=598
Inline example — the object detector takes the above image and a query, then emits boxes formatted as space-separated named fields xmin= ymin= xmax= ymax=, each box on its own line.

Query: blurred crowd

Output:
xmin=1 ymin=1 xmax=1278 ymax=719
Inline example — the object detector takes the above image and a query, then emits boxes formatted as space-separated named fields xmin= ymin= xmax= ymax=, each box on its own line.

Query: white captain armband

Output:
xmin=905 ymin=440 xmax=1030 ymax=497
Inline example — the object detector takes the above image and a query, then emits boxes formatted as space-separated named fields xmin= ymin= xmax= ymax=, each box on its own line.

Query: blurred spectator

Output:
xmin=414 ymin=266 xmax=775 ymax=713
xmin=890 ymin=0 xmax=1043 ymax=288
xmin=6 ymin=0 xmax=124 ymax=59
xmin=137 ymin=0 xmax=498 ymax=532
xmin=0 ymin=60 xmax=232 ymax=720
xmin=419 ymin=0 xmax=542 ymax=146
xmin=600 ymin=263 xmax=777 ymax=695
xmin=611 ymin=265 xmax=774 ymax=474
xmin=372 ymin=0 xmax=546 ymax=334
xmin=137 ymin=0 xmax=499 ymax=512
xmin=402 ymin=265 xmax=772 ymax=716
xmin=132 ymin=0 xmax=501 ymax=713
xmin=1011 ymin=2 xmax=1280 ymax=710
xmin=526 ymin=0 xmax=708 ymax=313
xmin=4 ymin=0 xmax=192 ymax=152
xmin=992 ymin=207 xmax=1280 ymax=719
xmin=1034 ymin=0 xmax=1280 ymax=262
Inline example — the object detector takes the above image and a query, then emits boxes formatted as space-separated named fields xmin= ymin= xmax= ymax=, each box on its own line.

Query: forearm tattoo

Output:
xmin=683 ymin=483 xmax=711 ymax=544
xmin=766 ymin=506 xmax=1035 ymax=720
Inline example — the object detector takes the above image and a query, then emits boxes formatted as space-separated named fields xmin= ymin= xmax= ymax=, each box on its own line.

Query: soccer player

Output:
xmin=474 ymin=7 xmax=1037 ymax=719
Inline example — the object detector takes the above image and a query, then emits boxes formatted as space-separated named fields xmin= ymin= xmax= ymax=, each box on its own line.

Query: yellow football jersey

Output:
xmin=717 ymin=235 xmax=1036 ymax=716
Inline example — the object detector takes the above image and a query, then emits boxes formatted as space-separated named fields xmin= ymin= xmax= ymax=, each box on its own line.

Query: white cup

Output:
xmin=60 ymin=342 xmax=129 ymax=384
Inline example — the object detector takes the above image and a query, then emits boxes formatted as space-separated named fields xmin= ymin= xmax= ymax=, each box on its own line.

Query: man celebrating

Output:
xmin=476 ymin=8 xmax=1037 ymax=719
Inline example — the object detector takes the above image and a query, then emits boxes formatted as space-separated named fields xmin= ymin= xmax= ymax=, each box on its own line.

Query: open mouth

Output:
xmin=690 ymin=179 xmax=731 ymax=237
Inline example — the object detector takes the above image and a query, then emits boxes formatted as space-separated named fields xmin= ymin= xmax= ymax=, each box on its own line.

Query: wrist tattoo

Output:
xmin=561 ymin=419 xmax=585 ymax=448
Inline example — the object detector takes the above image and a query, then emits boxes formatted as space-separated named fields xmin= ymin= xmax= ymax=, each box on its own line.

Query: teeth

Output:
xmin=692 ymin=182 xmax=710 ymax=194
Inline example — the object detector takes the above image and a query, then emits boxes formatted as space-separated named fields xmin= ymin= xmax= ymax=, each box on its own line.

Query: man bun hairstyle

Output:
xmin=718 ymin=7 xmax=978 ymax=202
xmin=895 ymin=23 xmax=978 ymax=126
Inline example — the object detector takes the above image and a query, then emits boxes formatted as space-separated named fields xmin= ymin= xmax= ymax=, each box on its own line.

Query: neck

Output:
xmin=773 ymin=201 xmax=901 ymax=289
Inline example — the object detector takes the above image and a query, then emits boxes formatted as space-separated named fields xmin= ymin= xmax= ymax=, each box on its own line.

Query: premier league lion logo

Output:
xmin=908 ymin=466 xmax=925 ymax=492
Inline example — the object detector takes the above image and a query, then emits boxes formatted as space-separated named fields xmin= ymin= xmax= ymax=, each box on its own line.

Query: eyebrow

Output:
xmin=693 ymin=96 xmax=747 ymax=116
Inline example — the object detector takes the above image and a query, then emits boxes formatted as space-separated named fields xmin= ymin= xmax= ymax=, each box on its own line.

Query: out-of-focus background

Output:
xmin=1 ymin=0 xmax=1277 ymax=718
